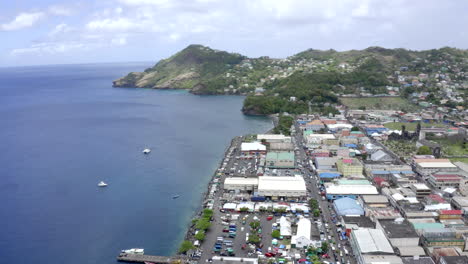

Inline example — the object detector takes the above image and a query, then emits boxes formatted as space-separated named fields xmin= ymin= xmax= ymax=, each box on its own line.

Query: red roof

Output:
xmin=433 ymin=174 xmax=461 ymax=181
xmin=427 ymin=194 xmax=446 ymax=203
xmin=440 ymin=210 xmax=462 ymax=215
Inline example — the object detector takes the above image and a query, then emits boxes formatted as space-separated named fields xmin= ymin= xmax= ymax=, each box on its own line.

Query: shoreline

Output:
xmin=175 ymin=117 xmax=275 ymax=257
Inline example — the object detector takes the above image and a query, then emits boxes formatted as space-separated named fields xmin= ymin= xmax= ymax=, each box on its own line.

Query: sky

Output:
xmin=1 ymin=0 xmax=467 ymax=67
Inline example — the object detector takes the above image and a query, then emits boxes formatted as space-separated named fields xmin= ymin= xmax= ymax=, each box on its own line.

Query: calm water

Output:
xmin=0 ymin=63 xmax=272 ymax=264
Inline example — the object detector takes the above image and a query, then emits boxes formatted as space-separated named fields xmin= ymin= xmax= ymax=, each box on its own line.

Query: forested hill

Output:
xmin=113 ymin=45 xmax=467 ymax=115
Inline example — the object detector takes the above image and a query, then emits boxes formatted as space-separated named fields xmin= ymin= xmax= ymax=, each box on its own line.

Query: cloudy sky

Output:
xmin=1 ymin=0 xmax=467 ymax=66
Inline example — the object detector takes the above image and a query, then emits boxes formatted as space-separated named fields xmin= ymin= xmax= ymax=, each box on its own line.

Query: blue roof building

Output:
xmin=319 ymin=172 xmax=341 ymax=179
xmin=333 ymin=197 xmax=364 ymax=216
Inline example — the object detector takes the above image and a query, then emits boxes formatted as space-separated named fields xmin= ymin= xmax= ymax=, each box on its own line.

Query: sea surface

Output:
xmin=0 ymin=63 xmax=272 ymax=264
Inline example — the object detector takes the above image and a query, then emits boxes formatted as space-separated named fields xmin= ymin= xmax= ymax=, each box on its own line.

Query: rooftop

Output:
xmin=224 ymin=177 xmax=259 ymax=185
xmin=361 ymin=195 xmax=390 ymax=206
xmin=379 ymin=219 xmax=419 ymax=238
xmin=352 ymin=228 xmax=394 ymax=254
xmin=439 ymin=256 xmax=468 ymax=264
xmin=258 ymin=176 xmax=306 ymax=192
xmin=326 ymin=184 xmax=378 ymax=195
xmin=333 ymin=197 xmax=364 ymax=216
xmin=402 ymin=257 xmax=435 ymax=264
xmin=440 ymin=210 xmax=462 ymax=215
xmin=452 ymin=196 xmax=468 ymax=207
xmin=266 ymin=151 xmax=295 ymax=161
xmin=257 ymin=134 xmax=291 ymax=141
xmin=397 ymin=246 xmax=426 ymax=257
xmin=412 ymin=183 xmax=431 ymax=190
xmin=417 ymin=162 xmax=457 ymax=168
xmin=241 ymin=142 xmax=266 ymax=152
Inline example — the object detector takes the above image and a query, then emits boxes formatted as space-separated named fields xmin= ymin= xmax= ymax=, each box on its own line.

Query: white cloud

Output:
xmin=111 ymin=36 xmax=127 ymax=45
xmin=11 ymin=42 xmax=85 ymax=55
xmin=48 ymin=5 xmax=73 ymax=16
xmin=0 ymin=12 xmax=45 ymax=31
xmin=117 ymin=0 xmax=171 ymax=6
xmin=86 ymin=17 xmax=141 ymax=31
xmin=49 ymin=23 xmax=72 ymax=37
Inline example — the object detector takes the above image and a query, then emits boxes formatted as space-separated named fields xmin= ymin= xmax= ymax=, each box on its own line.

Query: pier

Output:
xmin=117 ymin=253 xmax=182 ymax=263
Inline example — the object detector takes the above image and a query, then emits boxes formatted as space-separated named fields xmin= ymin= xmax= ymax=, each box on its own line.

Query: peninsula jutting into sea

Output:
xmin=112 ymin=45 xmax=468 ymax=264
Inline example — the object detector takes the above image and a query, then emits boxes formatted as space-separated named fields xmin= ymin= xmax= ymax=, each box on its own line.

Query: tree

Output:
xmin=194 ymin=231 xmax=205 ymax=241
xmin=248 ymin=233 xmax=261 ymax=244
xmin=309 ymin=198 xmax=319 ymax=210
xmin=178 ymin=240 xmax=194 ymax=254
xmin=321 ymin=241 xmax=329 ymax=253
xmin=271 ymin=229 xmax=281 ymax=239
xmin=202 ymin=209 xmax=213 ymax=219
xmin=239 ymin=207 xmax=249 ymax=212
xmin=250 ymin=221 xmax=260 ymax=230
xmin=358 ymin=106 xmax=366 ymax=110
xmin=313 ymin=209 xmax=321 ymax=217
xmin=417 ymin=145 xmax=432 ymax=155
xmin=195 ymin=218 xmax=211 ymax=231
xmin=351 ymin=126 xmax=360 ymax=132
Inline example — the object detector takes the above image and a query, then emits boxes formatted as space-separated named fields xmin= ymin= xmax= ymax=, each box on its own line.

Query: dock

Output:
xmin=117 ymin=253 xmax=182 ymax=263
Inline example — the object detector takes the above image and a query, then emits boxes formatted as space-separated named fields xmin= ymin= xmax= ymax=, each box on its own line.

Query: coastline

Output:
xmin=175 ymin=116 xmax=275 ymax=257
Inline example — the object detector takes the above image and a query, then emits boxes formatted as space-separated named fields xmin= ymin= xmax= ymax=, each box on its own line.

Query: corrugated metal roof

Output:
xmin=353 ymin=229 xmax=394 ymax=254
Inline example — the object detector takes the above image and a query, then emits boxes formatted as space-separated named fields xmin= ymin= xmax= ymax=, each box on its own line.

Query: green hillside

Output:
xmin=113 ymin=45 xmax=467 ymax=115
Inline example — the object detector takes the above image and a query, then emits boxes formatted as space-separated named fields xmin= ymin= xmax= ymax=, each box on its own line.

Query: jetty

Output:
xmin=117 ymin=253 xmax=182 ymax=263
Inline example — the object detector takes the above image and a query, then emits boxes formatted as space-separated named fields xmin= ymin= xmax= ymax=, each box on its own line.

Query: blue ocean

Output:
xmin=0 ymin=63 xmax=272 ymax=264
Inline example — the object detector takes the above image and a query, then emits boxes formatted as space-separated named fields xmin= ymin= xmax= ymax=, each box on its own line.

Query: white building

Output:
xmin=292 ymin=217 xmax=312 ymax=248
xmin=279 ymin=216 xmax=292 ymax=237
xmin=257 ymin=134 xmax=292 ymax=143
xmin=257 ymin=176 xmax=307 ymax=198
xmin=414 ymin=159 xmax=458 ymax=176
xmin=325 ymin=184 xmax=379 ymax=200
xmin=224 ymin=177 xmax=258 ymax=191
xmin=241 ymin=142 xmax=266 ymax=154
xmin=350 ymin=228 xmax=399 ymax=264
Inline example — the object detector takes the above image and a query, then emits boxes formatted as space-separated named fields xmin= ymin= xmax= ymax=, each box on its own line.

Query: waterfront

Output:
xmin=0 ymin=63 xmax=273 ymax=264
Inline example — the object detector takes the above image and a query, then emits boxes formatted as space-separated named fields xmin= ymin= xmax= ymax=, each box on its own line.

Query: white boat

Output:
xmin=122 ymin=248 xmax=144 ymax=255
xmin=143 ymin=148 xmax=151 ymax=154
xmin=98 ymin=181 xmax=108 ymax=187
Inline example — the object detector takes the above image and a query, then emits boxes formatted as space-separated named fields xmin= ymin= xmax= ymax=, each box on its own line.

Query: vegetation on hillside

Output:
xmin=113 ymin=44 xmax=467 ymax=115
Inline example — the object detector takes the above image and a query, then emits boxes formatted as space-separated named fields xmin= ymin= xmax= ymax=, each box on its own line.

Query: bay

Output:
xmin=0 ymin=63 xmax=272 ymax=264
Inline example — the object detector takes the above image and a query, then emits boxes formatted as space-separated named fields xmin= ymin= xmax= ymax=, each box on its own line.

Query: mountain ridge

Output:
xmin=113 ymin=44 xmax=467 ymax=115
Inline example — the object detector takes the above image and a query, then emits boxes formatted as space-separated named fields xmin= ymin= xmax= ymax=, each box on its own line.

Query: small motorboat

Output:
xmin=122 ymin=248 xmax=144 ymax=255
xmin=172 ymin=195 xmax=180 ymax=199
xmin=98 ymin=181 xmax=108 ymax=187
xmin=143 ymin=148 xmax=151 ymax=154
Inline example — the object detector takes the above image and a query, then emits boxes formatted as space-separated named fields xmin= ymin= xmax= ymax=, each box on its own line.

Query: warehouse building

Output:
xmin=224 ymin=177 xmax=258 ymax=191
xmin=377 ymin=218 xmax=420 ymax=248
xmin=350 ymin=228 xmax=399 ymax=264
xmin=414 ymin=159 xmax=458 ymax=176
xmin=240 ymin=142 xmax=266 ymax=155
xmin=265 ymin=151 xmax=295 ymax=168
xmin=257 ymin=134 xmax=292 ymax=143
xmin=333 ymin=197 xmax=364 ymax=216
xmin=257 ymin=176 xmax=306 ymax=198
xmin=325 ymin=184 xmax=379 ymax=200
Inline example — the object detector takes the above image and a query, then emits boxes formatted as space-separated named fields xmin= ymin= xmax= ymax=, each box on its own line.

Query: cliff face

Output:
xmin=112 ymin=44 xmax=245 ymax=92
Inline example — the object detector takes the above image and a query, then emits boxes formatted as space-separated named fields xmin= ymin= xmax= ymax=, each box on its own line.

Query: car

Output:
xmin=222 ymin=228 xmax=229 ymax=233
xmin=264 ymin=253 xmax=274 ymax=257
xmin=266 ymin=215 xmax=273 ymax=221
xmin=322 ymin=253 xmax=330 ymax=258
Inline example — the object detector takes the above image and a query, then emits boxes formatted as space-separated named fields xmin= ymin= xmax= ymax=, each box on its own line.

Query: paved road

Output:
xmin=293 ymin=121 xmax=355 ymax=264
